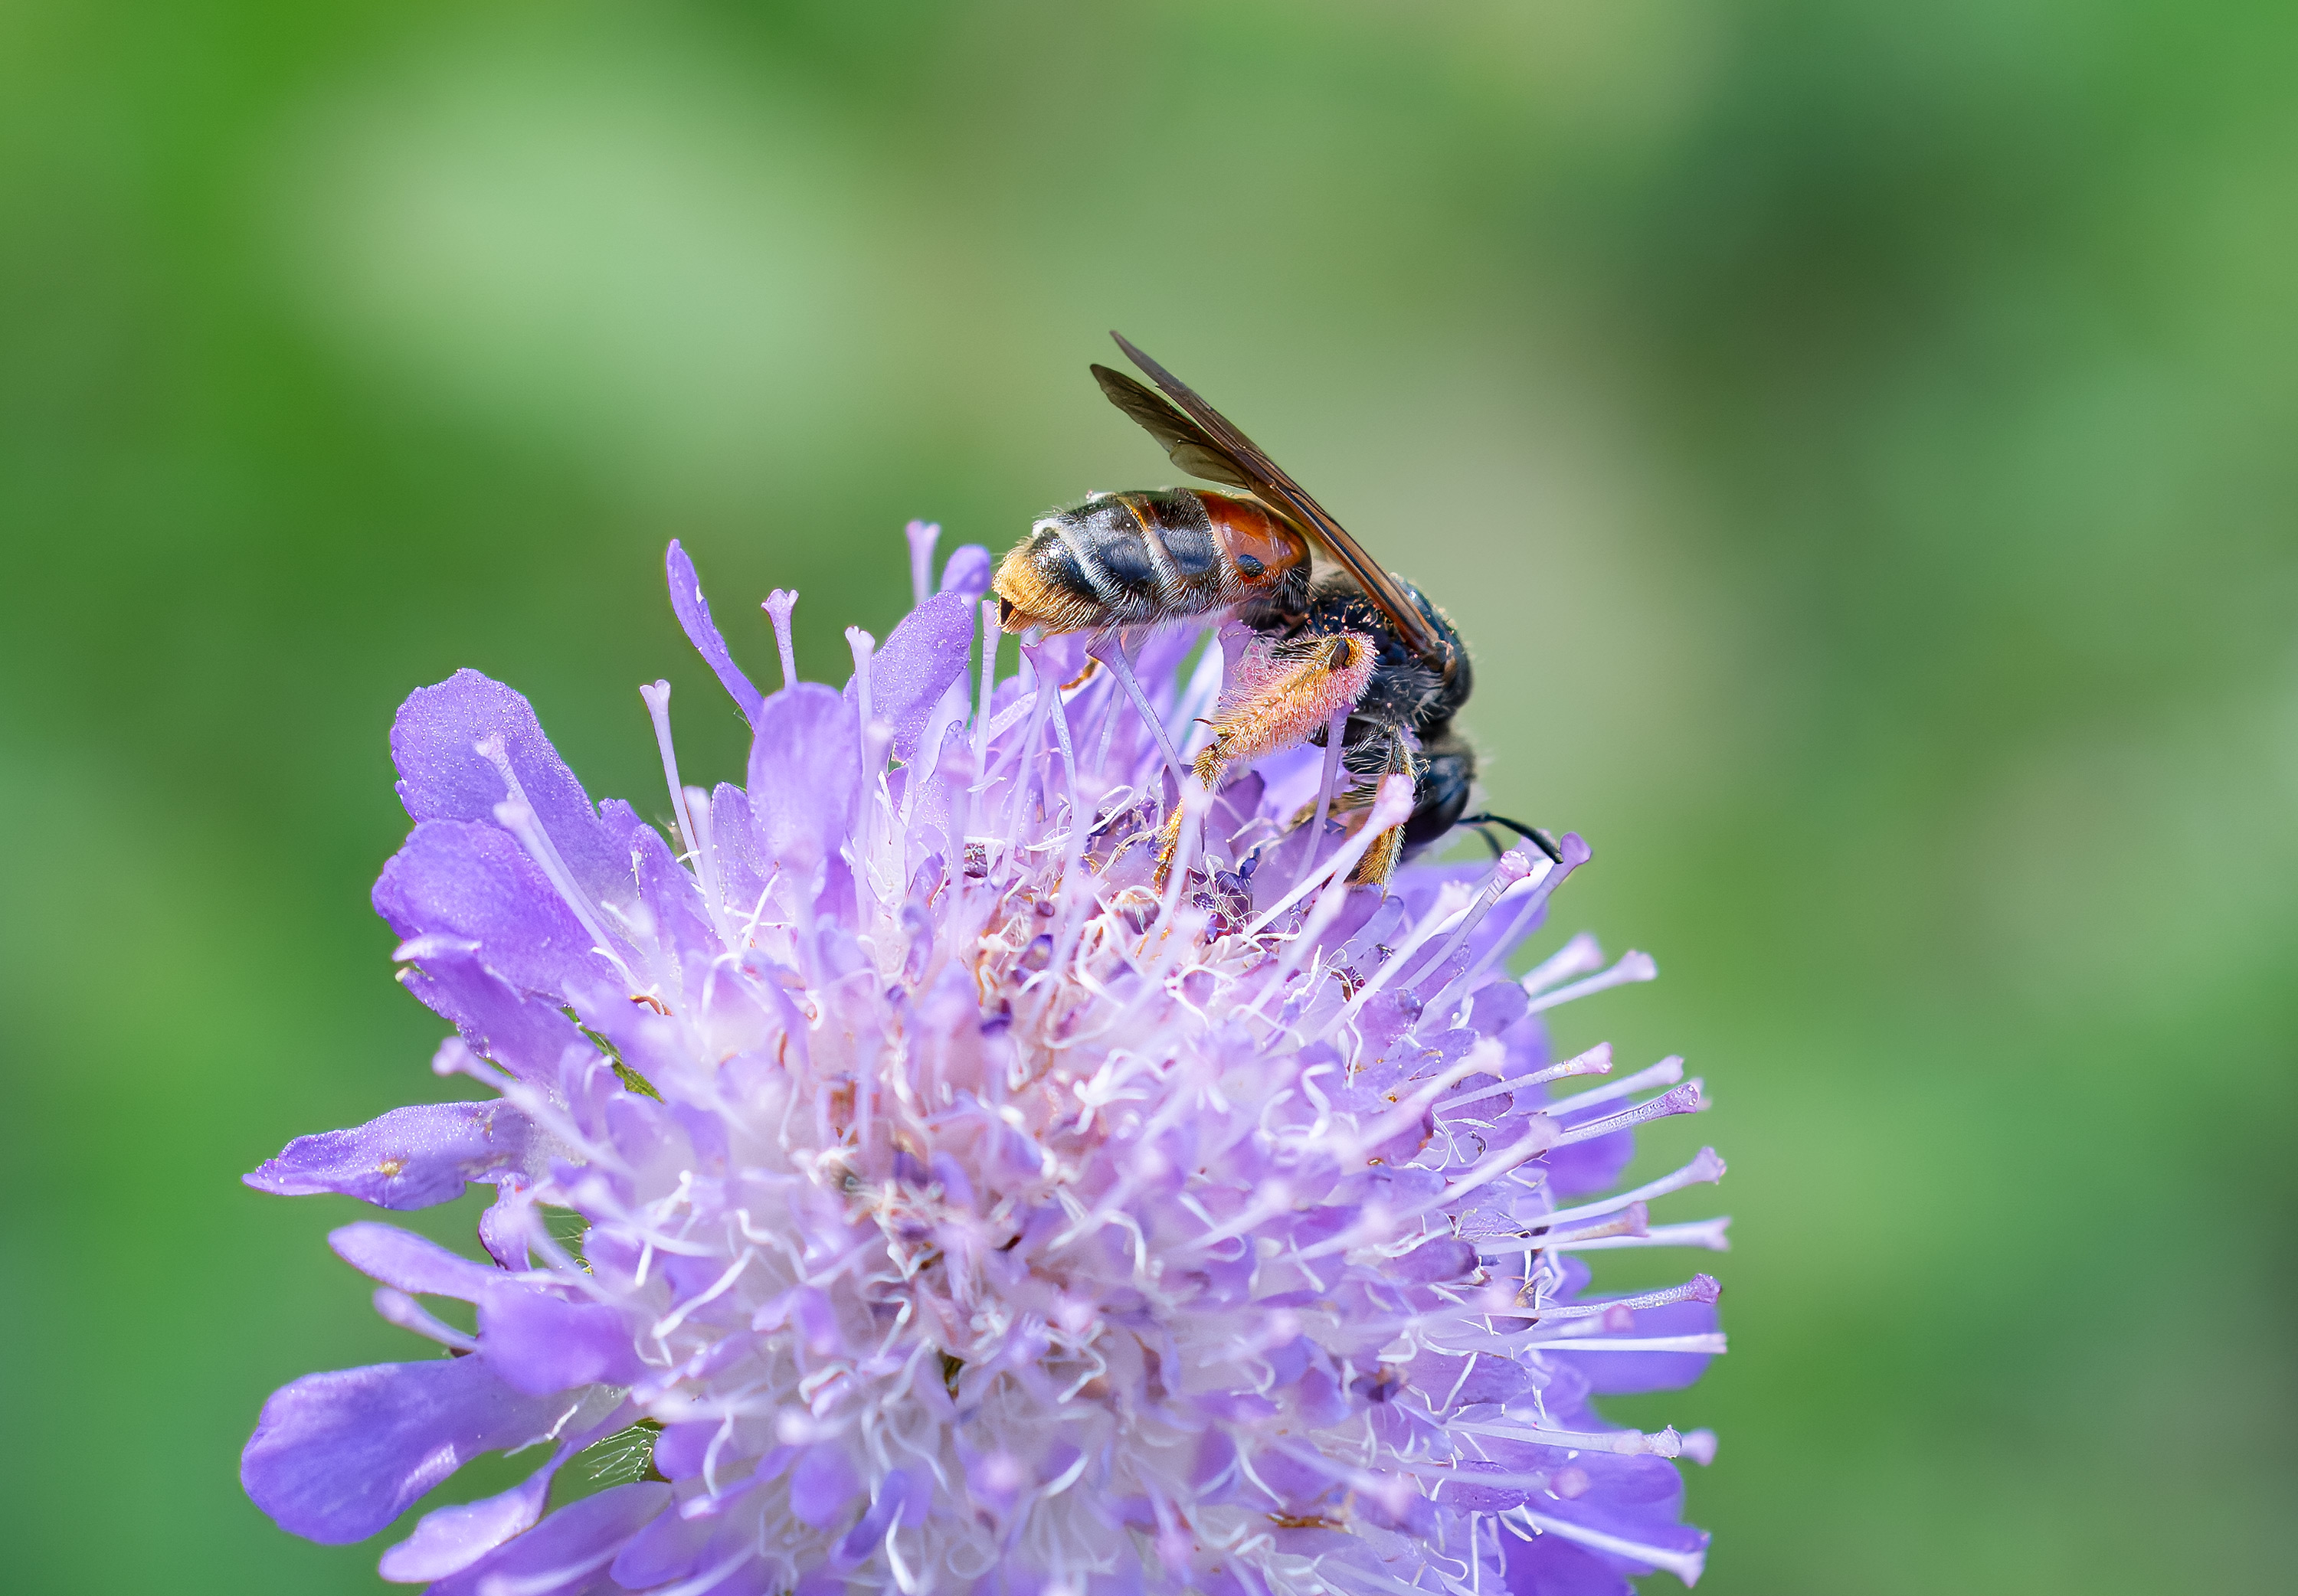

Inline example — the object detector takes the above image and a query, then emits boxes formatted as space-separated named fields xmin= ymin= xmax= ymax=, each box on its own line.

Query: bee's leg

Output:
xmin=1341 ymin=735 xmax=1416 ymax=887
xmin=1154 ymin=632 xmax=1376 ymax=884
xmin=1455 ymin=813 xmax=1565 ymax=865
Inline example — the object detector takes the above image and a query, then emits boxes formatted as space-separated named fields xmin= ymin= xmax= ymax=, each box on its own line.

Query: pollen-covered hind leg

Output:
xmin=1153 ymin=632 xmax=1376 ymax=884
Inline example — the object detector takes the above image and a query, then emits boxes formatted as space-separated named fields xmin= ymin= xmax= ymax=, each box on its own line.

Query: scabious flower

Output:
xmin=243 ymin=524 xmax=1729 ymax=1596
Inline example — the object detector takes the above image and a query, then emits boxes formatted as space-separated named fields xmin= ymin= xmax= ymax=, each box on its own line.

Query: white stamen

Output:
xmin=1514 ymin=1147 xmax=1727 ymax=1234
xmin=1023 ymin=644 xmax=1082 ymax=824
xmin=1142 ymin=778 xmax=1213 ymax=957
xmin=478 ymin=738 xmax=636 ymax=986
xmin=1170 ymin=627 xmax=1226 ymax=759
xmin=1245 ymin=774 xmax=1415 ymax=939
xmin=1525 ymin=949 xmax=1657 ymax=1012
xmin=1430 ymin=843 xmax=1588 ymax=1009
xmin=1327 ymin=1040 xmax=1506 ymax=1159
xmin=1551 ymin=1080 xmax=1705 ymax=1147
xmin=1445 ymin=1419 xmax=1685 ymax=1457
xmin=639 ymin=681 xmax=697 ymax=857
xmin=1521 ymin=1333 xmax=1726 ymax=1356
xmin=1329 ymin=880 xmax=1478 ymax=1029
xmin=1524 ymin=1274 xmax=1719 ymax=1319
xmin=1520 ymin=930 xmax=1604 ymax=996
xmin=1292 ymin=705 xmax=1351 ymax=894
xmin=764 ymin=589 xmax=800 ymax=691
xmin=1090 ymin=637 xmax=1188 ymax=798
xmin=1553 ymin=1217 xmax=1732 ymax=1253
xmin=905 ymin=519 xmax=941 ymax=608
xmin=1416 ymin=847 xmax=1539 ymax=981
xmin=681 ymin=782 xmax=737 ymax=950
xmin=1545 ymin=1055 xmax=1685 ymax=1118
xmin=1517 ymin=1511 xmax=1707 ymax=1587
xmin=650 ymin=1250 xmax=755 ymax=1342
xmin=1000 ymin=652 xmax=1056 ymax=854
xmin=1440 ymin=1044 xmax=1614 ymax=1112
xmin=1381 ymin=848 xmax=1543 ymax=1026
xmin=1293 ymin=1118 xmax=1558 ymax=1260
xmin=1267 ymin=777 xmax=1419 ymax=986
xmin=974 ymin=599 xmax=1000 ymax=779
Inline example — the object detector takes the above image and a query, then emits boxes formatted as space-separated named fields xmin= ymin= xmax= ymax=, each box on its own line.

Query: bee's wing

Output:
xmin=1090 ymin=365 xmax=1259 ymax=492
xmin=1102 ymin=332 xmax=1445 ymax=662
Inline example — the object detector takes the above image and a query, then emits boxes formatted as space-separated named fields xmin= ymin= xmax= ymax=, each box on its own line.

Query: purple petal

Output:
xmin=667 ymin=540 xmax=764 ymax=724
xmin=705 ymin=782 xmax=770 ymax=914
xmin=629 ymin=818 xmax=720 ymax=969
xmin=330 ymin=1222 xmax=502 ymax=1300
xmin=389 ymin=671 xmax=632 ymax=910
xmin=850 ymin=591 xmax=975 ymax=764
xmin=375 ymin=820 xmax=619 ymax=996
xmin=1550 ymin=1299 xmax=1720 ymax=1395
xmin=787 ymin=1444 xmax=859 ymax=1528
xmin=376 ymin=1445 xmax=564 ymax=1582
xmin=478 ymin=1283 xmax=646 ymax=1395
xmin=938 ymin=544 xmax=993 ymax=599
xmin=428 ymin=1482 xmax=672 ymax=1596
xmin=1391 ymin=1238 xmax=1475 ymax=1284
xmin=244 ymin=1101 xmax=532 ymax=1210
xmin=609 ymin=1501 xmax=719 ymax=1585
xmin=1503 ymin=1532 xmax=1635 ymax=1596
xmin=395 ymin=937 xmax=591 ymax=1081
xmin=746 ymin=684 xmax=858 ymax=872
xmin=1540 ymin=1126 xmax=1637 ymax=1200
xmin=241 ymin=1356 xmax=565 ymax=1544
xmin=834 ymin=1472 xmax=911 ymax=1566
xmin=647 ymin=1419 xmax=721 ymax=1481
xmin=1516 ymin=1453 xmax=1708 ymax=1581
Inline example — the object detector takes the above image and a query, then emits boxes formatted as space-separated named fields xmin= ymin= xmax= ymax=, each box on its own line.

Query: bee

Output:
xmin=994 ymin=333 xmax=1560 ymax=885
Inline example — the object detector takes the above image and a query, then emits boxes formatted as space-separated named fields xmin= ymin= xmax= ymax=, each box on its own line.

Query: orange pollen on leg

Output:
xmin=1205 ymin=632 xmax=1378 ymax=770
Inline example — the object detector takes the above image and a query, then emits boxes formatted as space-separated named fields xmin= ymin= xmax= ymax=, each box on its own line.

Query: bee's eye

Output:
xmin=1236 ymin=554 xmax=1265 ymax=577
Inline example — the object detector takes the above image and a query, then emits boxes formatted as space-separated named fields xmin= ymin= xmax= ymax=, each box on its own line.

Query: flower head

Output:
xmin=243 ymin=525 xmax=1728 ymax=1594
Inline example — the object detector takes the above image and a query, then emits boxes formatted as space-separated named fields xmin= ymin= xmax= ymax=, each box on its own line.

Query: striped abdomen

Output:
xmin=994 ymin=489 xmax=1308 ymax=636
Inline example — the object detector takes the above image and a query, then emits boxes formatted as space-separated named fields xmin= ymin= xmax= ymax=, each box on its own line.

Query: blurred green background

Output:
xmin=3 ymin=2 xmax=2293 ymax=1591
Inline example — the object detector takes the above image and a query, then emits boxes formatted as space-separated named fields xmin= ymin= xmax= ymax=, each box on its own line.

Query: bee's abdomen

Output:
xmin=997 ymin=489 xmax=1243 ymax=633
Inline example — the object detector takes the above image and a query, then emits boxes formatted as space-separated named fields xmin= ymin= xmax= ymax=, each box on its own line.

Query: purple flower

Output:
xmin=244 ymin=524 xmax=1730 ymax=1593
